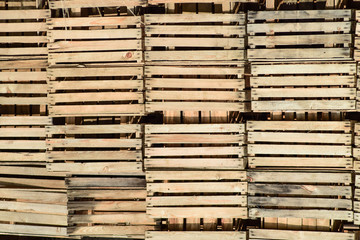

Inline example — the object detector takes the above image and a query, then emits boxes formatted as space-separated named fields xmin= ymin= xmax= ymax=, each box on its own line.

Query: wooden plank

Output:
xmin=146 ymin=102 xmax=244 ymax=112
xmin=147 ymin=171 xmax=246 ymax=181
xmin=248 ymin=132 xmax=351 ymax=144
xmin=249 ymin=209 xmax=353 ymax=221
xmin=0 ymin=211 xmax=67 ymax=226
xmin=67 ymin=190 xmax=146 ymax=199
xmin=0 ymin=152 xmax=46 ymax=162
xmin=146 ymin=50 xmax=244 ymax=61
xmin=247 ymin=121 xmax=351 ymax=131
xmin=146 ymin=39 xmax=244 ymax=48
xmin=48 ymin=29 xmax=141 ymax=40
xmin=48 ymin=16 xmax=141 ymax=27
xmin=249 ymin=184 xmax=351 ymax=197
xmin=249 ymin=157 xmax=352 ymax=168
xmin=48 ymin=67 xmax=143 ymax=77
xmin=145 ymin=158 xmax=246 ymax=169
xmin=249 ymin=229 xmax=355 ymax=240
xmin=69 ymin=213 xmax=154 ymax=225
xmin=67 ymin=177 xmax=145 ymax=188
xmin=69 ymin=225 xmax=154 ymax=237
xmin=0 ymin=128 xmax=46 ymax=137
xmin=0 ymin=189 xmax=66 ymax=203
xmin=145 ymin=66 xmax=243 ymax=76
xmin=146 ymin=134 xmax=242 ymax=144
xmin=146 ymin=124 xmax=244 ymax=133
xmin=0 ymin=36 xmax=47 ymax=44
xmin=47 ymin=162 xmax=142 ymax=173
xmin=248 ymin=10 xmax=352 ymax=21
xmin=248 ymin=48 xmax=351 ymax=60
xmin=147 ymin=91 xmax=244 ymax=101
xmin=0 ymin=84 xmax=47 ymax=94
xmin=0 ymin=97 xmax=47 ymax=105
xmin=248 ymin=144 xmax=351 ymax=156
xmin=146 ymin=25 xmax=243 ymax=36
xmin=147 ymin=207 xmax=247 ymax=218
xmin=49 ymin=104 xmax=145 ymax=117
xmin=146 ymin=78 xmax=244 ymax=89
xmin=50 ymin=80 xmax=142 ymax=90
xmin=252 ymin=88 xmax=356 ymax=99
xmin=145 ymin=13 xmax=245 ymax=24
xmin=248 ymin=171 xmax=351 ymax=183
xmin=149 ymin=0 xmax=257 ymax=3
xmin=48 ymin=40 xmax=141 ymax=52
xmin=146 ymin=231 xmax=246 ymax=240
xmin=68 ymin=201 xmax=146 ymax=211
xmin=145 ymin=146 xmax=244 ymax=156
xmin=0 ymin=201 xmax=67 ymax=215
xmin=50 ymin=92 xmax=142 ymax=104
xmin=0 ymin=166 xmax=65 ymax=177
xmin=0 ymin=22 xmax=47 ymax=32
xmin=0 ymin=48 xmax=48 ymax=56
xmin=248 ymin=196 xmax=352 ymax=208
xmin=252 ymin=100 xmax=356 ymax=111
xmin=148 ymin=195 xmax=247 ymax=206
xmin=148 ymin=182 xmax=247 ymax=193
xmin=247 ymin=22 xmax=351 ymax=34
xmin=252 ymin=63 xmax=355 ymax=75
xmin=0 ymin=140 xmax=46 ymax=150
xmin=47 ymin=125 xmax=140 ymax=135
xmin=49 ymin=0 xmax=146 ymax=8
xmin=48 ymin=151 xmax=141 ymax=161
xmin=0 ymin=177 xmax=65 ymax=189
xmin=0 ymin=223 xmax=66 ymax=236
xmin=0 ymin=10 xmax=50 ymax=19
xmin=251 ymin=76 xmax=355 ymax=87
xmin=0 ymin=72 xmax=47 ymax=81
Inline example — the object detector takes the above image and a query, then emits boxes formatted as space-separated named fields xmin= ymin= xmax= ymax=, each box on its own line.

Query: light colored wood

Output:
xmin=146 ymin=50 xmax=244 ymax=61
xmin=69 ymin=213 xmax=155 ymax=225
xmin=147 ymin=91 xmax=244 ymax=101
xmin=49 ymin=0 xmax=146 ymax=8
xmin=0 ymin=223 xmax=66 ymax=237
xmin=249 ymin=229 xmax=355 ymax=240
xmin=145 ymin=13 xmax=245 ymax=24
xmin=0 ymin=152 xmax=46 ymax=162
xmin=47 ymin=125 xmax=140 ymax=135
xmin=48 ymin=40 xmax=141 ymax=52
xmin=148 ymin=182 xmax=247 ymax=193
xmin=0 ymin=36 xmax=47 ymax=44
xmin=50 ymin=92 xmax=142 ymax=103
xmin=68 ymin=201 xmax=146 ymax=211
xmin=146 ymin=134 xmax=242 ymax=144
xmin=147 ymin=78 xmax=244 ymax=89
xmin=69 ymin=225 xmax=154 ymax=237
xmin=145 ymin=231 xmax=246 ymax=240
xmin=47 ymin=162 xmax=142 ymax=173
xmin=0 ymin=84 xmax=47 ymax=94
xmin=0 ymin=189 xmax=67 ymax=203
xmin=50 ymin=80 xmax=142 ymax=90
xmin=247 ymin=121 xmax=351 ymax=131
xmin=48 ymin=16 xmax=141 ymax=27
xmin=48 ymin=29 xmax=141 ymax=40
xmin=252 ymin=100 xmax=356 ymax=111
xmin=252 ymin=88 xmax=356 ymax=99
xmin=147 ymin=171 xmax=247 ymax=181
xmin=146 ymin=158 xmax=248 ymax=169
xmin=251 ymin=76 xmax=355 ymax=87
xmin=0 ymin=72 xmax=47 ymax=81
xmin=0 ymin=9 xmax=50 ymax=19
xmin=48 ymin=67 xmax=143 ymax=78
xmin=249 ymin=209 xmax=353 ymax=221
xmin=0 ymin=177 xmax=65 ymax=189
xmin=148 ymin=207 xmax=247 ymax=218
xmin=146 ymin=124 xmax=244 ymax=133
xmin=146 ymin=146 xmax=244 ymax=157
xmin=0 ymin=201 xmax=67 ymax=215
xmin=145 ymin=66 xmax=243 ymax=76
xmin=0 ymin=140 xmax=46 ymax=150
xmin=0 ymin=22 xmax=47 ymax=32
xmin=248 ymin=10 xmax=351 ymax=21
xmin=249 ymin=157 xmax=352 ymax=168
xmin=146 ymin=102 xmax=244 ymax=112
xmin=0 ymin=211 xmax=67 ymax=226
xmin=49 ymin=51 xmax=142 ymax=63
xmin=148 ymin=195 xmax=246 ymax=206
xmin=48 ymin=150 xmax=141 ymax=161
xmin=248 ymin=171 xmax=351 ymax=183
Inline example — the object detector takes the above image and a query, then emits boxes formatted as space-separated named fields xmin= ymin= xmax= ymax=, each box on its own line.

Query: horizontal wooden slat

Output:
xmin=48 ymin=29 xmax=141 ymax=40
xmin=47 ymin=125 xmax=140 ymax=135
xmin=0 ymin=48 xmax=48 ymax=56
xmin=0 ymin=72 xmax=47 ymax=81
xmin=249 ymin=184 xmax=351 ymax=196
xmin=67 ymin=177 xmax=145 ymax=188
xmin=249 ymin=157 xmax=352 ymax=168
xmin=68 ymin=201 xmax=145 ymax=211
xmin=249 ymin=229 xmax=355 ymax=240
xmin=145 ymin=146 xmax=244 ymax=157
xmin=0 ymin=177 xmax=65 ymax=189
xmin=248 ymin=132 xmax=351 ymax=144
xmin=0 ymin=152 xmax=46 ymax=162
xmin=47 ymin=162 xmax=142 ymax=173
xmin=249 ymin=208 xmax=353 ymax=221
xmin=0 ymin=189 xmax=66 ymax=203
xmin=0 ymin=10 xmax=50 ymax=19
xmin=146 ymin=124 xmax=244 ymax=133
xmin=247 ymin=121 xmax=351 ymax=131
xmin=0 ymin=166 xmax=64 ymax=177
xmin=146 ymin=78 xmax=244 ymax=89
xmin=147 ymin=207 xmax=247 ymax=218
xmin=0 ymin=128 xmax=45 ymax=137
xmin=48 ymin=40 xmax=141 ymax=52
xmin=50 ymin=92 xmax=142 ymax=103
xmin=252 ymin=88 xmax=356 ymax=99
xmin=67 ymin=190 xmax=146 ymax=199
xmin=0 ymin=223 xmax=66 ymax=237
xmin=248 ymin=196 xmax=351 ymax=209
xmin=0 ymin=97 xmax=47 ymax=105
xmin=147 ymin=171 xmax=246 ymax=181
xmin=48 ymin=150 xmax=141 ymax=161
xmin=147 ymin=182 xmax=247 ymax=193
xmin=248 ymin=10 xmax=352 ymax=21
xmin=145 ymin=14 xmax=245 ymax=24
xmin=146 ymin=50 xmax=244 ymax=61
xmin=248 ymin=171 xmax=351 ymax=183
xmin=147 ymin=90 xmax=244 ymax=101
xmin=146 ymin=134 xmax=242 ymax=144
xmin=0 ymin=22 xmax=47 ymax=32
xmin=49 ymin=0 xmax=146 ymax=8
xmin=50 ymin=80 xmax=142 ymax=91
xmin=148 ymin=195 xmax=246 ymax=206
xmin=146 ymin=102 xmax=244 ymax=112
xmin=0 ymin=36 xmax=48 ymax=44
xmin=146 ymin=231 xmax=246 ymax=240
xmin=0 ymin=140 xmax=46 ymax=150
xmin=0 ymin=84 xmax=47 ymax=94
xmin=69 ymin=213 xmax=154 ymax=225
xmin=0 ymin=210 xmax=67 ymax=226
xmin=252 ymin=100 xmax=356 ymax=111
xmin=145 ymin=66 xmax=243 ymax=76
xmin=48 ymin=67 xmax=143 ymax=77
xmin=251 ymin=76 xmax=355 ymax=87
xmin=0 ymin=201 xmax=67 ymax=215
xmin=69 ymin=225 xmax=153 ymax=237
xmin=48 ymin=16 xmax=141 ymax=27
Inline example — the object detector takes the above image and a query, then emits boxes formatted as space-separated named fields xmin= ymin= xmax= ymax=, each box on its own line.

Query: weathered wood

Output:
xmin=147 ymin=171 xmax=247 ymax=181
xmin=48 ymin=162 xmax=142 ymax=173
xmin=49 ymin=0 xmax=146 ymax=8
xmin=148 ymin=195 xmax=247 ymax=206
xmin=0 ymin=9 xmax=50 ymax=19
xmin=146 ymin=231 xmax=246 ymax=240
xmin=147 ymin=207 xmax=247 ymax=218
xmin=249 ymin=229 xmax=355 ymax=240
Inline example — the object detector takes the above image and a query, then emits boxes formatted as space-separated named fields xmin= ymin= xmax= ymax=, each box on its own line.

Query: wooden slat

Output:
xmin=48 ymin=16 xmax=141 ymax=27
xmin=48 ymin=40 xmax=141 ymax=52
xmin=146 ymin=78 xmax=244 ymax=89
xmin=146 ymin=102 xmax=244 ymax=112
xmin=251 ymin=76 xmax=355 ymax=87
xmin=247 ymin=121 xmax=351 ymax=131
xmin=49 ymin=0 xmax=146 ymax=8
xmin=50 ymin=80 xmax=142 ymax=90
xmin=67 ymin=190 xmax=146 ymax=199
xmin=47 ymin=125 xmax=140 ymax=135
xmin=146 ymin=158 xmax=246 ymax=169
xmin=252 ymin=100 xmax=356 ymax=111
xmin=48 ymin=29 xmax=141 ymax=40
xmin=48 ymin=67 xmax=143 ymax=77
xmin=48 ymin=151 xmax=141 ymax=161
xmin=47 ymin=162 xmax=142 ymax=173
xmin=148 ymin=196 xmax=246 ymax=206
xmin=50 ymin=92 xmax=142 ymax=103
xmin=0 ymin=84 xmax=47 ymax=94
xmin=68 ymin=201 xmax=146 ymax=211
xmin=0 ymin=23 xmax=47 ymax=32
xmin=146 ymin=231 xmax=246 ymax=240
xmin=146 ymin=124 xmax=244 ymax=133
xmin=0 ymin=140 xmax=46 ymax=150
xmin=252 ymin=88 xmax=356 ymax=99
xmin=49 ymin=51 xmax=142 ymax=63
xmin=147 ymin=90 xmax=244 ymax=101
xmin=147 ymin=207 xmax=247 ymax=218
xmin=69 ymin=225 xmax=154 ymax=237
xmin=145 ymin=14 xmax=245 ymax=24
xmin=146 ymin=134 xmax=242 ymax=144
xmin=0 ymin=211 xmax=67 ymax=226
xmin=0 ymin=189 xmax=66 ymax=203
xmin=249 ymin=229 xmax=355 ymax=240
xmin=0 ymin=223 xmax=66 ymax=236
xmin=69 ymin=213 xmax=154 ymax=225
xmin=0 ymin=152 xmax=46 ymax=162
xmin=249 ymin=157 xmax=352 ymax=168
xmin=147 ymin=171 xmax=247 ymax=181
xmin=146 ymin=50 xmax=244 ymax=61
xmin=147 ymin=182 xmax=247 ymax=193
xmin=0 ymin=201 xmax=67 ymax=215
xmin=0 ymin=72 xmax=47 ymax=81
xmin=145 ymin=146 xmax=244 ymax=157
xmin=0 ymin=10 xmax=50 ymax=19
xmin=145 ymin=66 xmax=243 ymax=76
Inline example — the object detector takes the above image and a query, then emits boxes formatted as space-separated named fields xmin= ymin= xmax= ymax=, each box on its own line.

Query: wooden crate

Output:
xmin=46 ymin=124 xmax=143 ymax=174
xmin=248 ymin=170 xmax=353 ymax=221
xmin=247 ymin=121 xmax=353 ymax=169
xmin=67 ymin=176 xmax=156 ymax=238
xmin=145 ymin=231 xmax=247 ymax=240
xmin=353 ymin=123 xmax=360 ymax=170
xmin=145 ymin=64 xmax=245 ymax=112
xmin=354 ymin=174 xmax=360 ymax=224
xmin=354 ymin=10 xmax=360 ymax=61
xmin=0 ymin=188 xmax=68 ymax=237
xmin=47 ymin=67 xmax=144 ymax=117
xmin=357 ymin=64 xmax=360 ymax=110
xmin=144 ymin=13 xmax=245 ymax=62
xmin=247 ymin=10 xmax=352 ymax=61
xmin=49 ymin=0 xmax=146 ymax=8
xmin=48 ymin=16 xmax=143 ymax=66
xmin=0 ymin=116 xmax=52 ymax=165
xmin=0 ymin=0 xmax=41 ymax=9
xmin=0 ymin=9 xmax=49 ymax=61
xmin=249 ymin=229 xmax=356 ymax=240
xmin=250 ymin=62 xmax=356 ymax=112
xmin=145 ymin=124 xmax=247 ymax=219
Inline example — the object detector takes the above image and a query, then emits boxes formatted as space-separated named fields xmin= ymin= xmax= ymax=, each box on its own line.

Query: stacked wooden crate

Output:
xmin=247 ymin=9 xmax=356 ymax=233
xmin=47 ymin=1 xmax=149 ymax=238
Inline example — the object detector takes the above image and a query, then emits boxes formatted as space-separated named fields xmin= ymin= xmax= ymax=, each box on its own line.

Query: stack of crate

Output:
xmin=247 ymin=9 xmax=356 ymax=233
xmin=47 ymin=1 xmax=151 ymax=238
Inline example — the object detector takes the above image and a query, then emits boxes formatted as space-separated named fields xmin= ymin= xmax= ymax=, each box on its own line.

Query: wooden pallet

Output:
xmin=145 ymin=64 xmax=245 ymax=112
xmin=249 ymin=229 xmax=356 ymax=240
xmin=353 ymin=123 xmax=360 ymax=170
xmin=0 ymin=116 xmax=52 ymax=165
xmin=0 ymin=9 xmax=49 ymax=61
xmin=48 ymin=16 xmax=142 ymax=66
xmin=250 ymin=62 xmax=357 ymax=112
xmin=46 ymin=124 xmax=143 ymax=174
xmin=354 ymin=10 xmax=360 ymax=61
xmin=67 ymin=176 xmax=156 ymax=238
xmin=354 ymin=174 xmax=360 ymax=224
xmin=145 ymin=231 xmax=247 ymax=240
xmin=247 ymin=10 xmax=352 ymax=61
xmin=49 ymin=0 xmax=146 ymax=8
xmin=0 ymin=188 xmax=68 ymax=237
xmin=248 ymin=170 xmax=353 ymax=221
xmin=145 ymin=124 xmax=247 ymax=219
xmin=144 ymin=13 xmax=245 ymax=62
xmin=47 ymin=67 xmax=144 ymax=117
xmin=247 ymin=121 xmax=353 ymax=169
